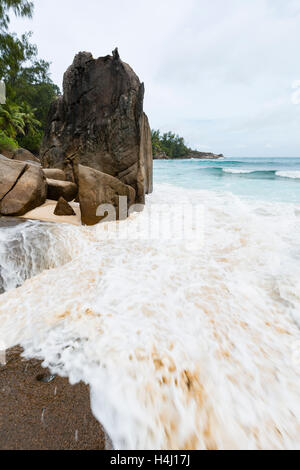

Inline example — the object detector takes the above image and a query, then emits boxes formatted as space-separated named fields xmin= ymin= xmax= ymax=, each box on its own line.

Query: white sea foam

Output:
xmin=0 ymin=184 xmax=300 ymax=449
xmin=0 ymin=219 xmax=95 ymax=292
xmin=276 ymin=171 xmax=300 ymax=179
xmin=223 ymin=168 xmax=256 ymax=174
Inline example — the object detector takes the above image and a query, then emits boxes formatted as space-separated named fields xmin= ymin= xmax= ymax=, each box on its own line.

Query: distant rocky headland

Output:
xmin=0 ymin=49 xmax=153 ymax=226
xmin=154 ymin=151 xmax=224 ymax=160
xmin=151 ymin=129 xmax=223 ymax=160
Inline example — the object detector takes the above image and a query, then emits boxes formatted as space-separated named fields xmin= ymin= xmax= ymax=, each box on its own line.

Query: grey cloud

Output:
xmin=9 ymin=0 xmax=300 ymax=157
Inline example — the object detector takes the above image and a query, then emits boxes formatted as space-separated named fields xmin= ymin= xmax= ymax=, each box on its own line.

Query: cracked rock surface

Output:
xmin=0 ymin=154 xmax=47 ymax=216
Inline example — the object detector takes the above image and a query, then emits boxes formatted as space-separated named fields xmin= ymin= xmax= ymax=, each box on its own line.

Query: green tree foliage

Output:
xmin=16 ymin=101 xmax=43 ymax=153
xmin=0 ymin=99 xmax=44 ymax=152
xmin=0 ymin=1 xmax=59 ymax=154
xmin=0 ymin=0 xmax=33 ymax=32
xmin=0 ymin=102 xmax=25 ymax=138
xmin=0 ymin=31 xmax=59 ymax=127
xmin=151 ymin=129 xmax=190 ymax=158
xmin=0 ymin=130 xmax=18 ymax=151
xmin=151 ymin=129 xmax=163 ymax=155
xmin=17 ymin=129 xmax=42 ymax=153
xmin=18 ymin=101 xmax=41 ymax=135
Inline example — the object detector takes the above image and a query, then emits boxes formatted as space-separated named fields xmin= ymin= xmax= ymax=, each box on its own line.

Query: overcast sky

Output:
xmin=9 ymin=0 xmax=300 ymax=157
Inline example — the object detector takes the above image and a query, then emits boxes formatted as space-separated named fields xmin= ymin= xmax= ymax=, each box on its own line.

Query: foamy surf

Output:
xmin=0 ymin=218 xmax=96 ymax=292
xmin=0 ymin=183 xmax=300 ymax=449
xmin=276 ymin=171 xmax=300 ymax=179
xmin=222 ymin=168 xmax=256 ymax=174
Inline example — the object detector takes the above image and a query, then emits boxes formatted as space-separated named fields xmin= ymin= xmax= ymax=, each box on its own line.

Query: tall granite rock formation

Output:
xmin=41 ymin=48 xmax=153 ymax=204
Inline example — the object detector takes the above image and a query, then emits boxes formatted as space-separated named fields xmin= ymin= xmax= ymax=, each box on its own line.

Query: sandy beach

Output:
xmin=0 ymin=346 xmax=106 ymax=450
xmin=21 ymin=200 xmax=82 ymax=226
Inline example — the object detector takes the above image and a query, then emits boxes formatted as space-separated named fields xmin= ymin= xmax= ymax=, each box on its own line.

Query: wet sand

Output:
xmin=0 ymin=346 xmax=106 ymax=450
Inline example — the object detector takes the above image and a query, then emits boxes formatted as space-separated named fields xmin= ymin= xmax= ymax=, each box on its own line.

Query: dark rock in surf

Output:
xmin=36 ymin=373 xmax=57 ymax=383
xmin=54 ymin=197 xmax=76 ymax=216
xmin=41 ymin=48 xmax=153 ymax=204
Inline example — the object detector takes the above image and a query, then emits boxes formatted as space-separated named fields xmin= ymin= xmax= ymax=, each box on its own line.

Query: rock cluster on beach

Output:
xmin=41 ymin=48 xmax=153 ymax=203
xmin=0 ymin=49 xmax=153 ymax=225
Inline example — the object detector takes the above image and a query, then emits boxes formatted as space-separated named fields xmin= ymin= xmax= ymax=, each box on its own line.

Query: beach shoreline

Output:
xmin=0 ymin=163 xmax=300 ymax=448
xmin=21 ymin=199 xmax=82 ymax=226
xmin=0 ymin=346 xmax=106 ymax=450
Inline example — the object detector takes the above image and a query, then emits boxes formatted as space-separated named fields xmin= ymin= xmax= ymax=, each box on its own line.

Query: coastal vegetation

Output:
xmin=0 ymin=1 xmax=59 ymax=154
xmin=151 ymin=129 xmax=189 ymax=158
xmin=151 ymin=129 xmax=223 ymax=159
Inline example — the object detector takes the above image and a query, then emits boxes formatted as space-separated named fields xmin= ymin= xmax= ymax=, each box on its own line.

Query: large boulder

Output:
xmin=46 ymin=179 xmax=78 ymax=202
xmin=0 ymin=154 xmax=26 ymax=200
xmin=41 ymin=48 xmax=153 ymax=204
xmin=12 ymin=148 xmax=40 ymax=163
xmin=77 ymin=164 xmax=136 ymax=226
xmin=43 ymin=168 xmax=66 ymax=181
xmin=0 ymin=158 xmax=47 ymax=216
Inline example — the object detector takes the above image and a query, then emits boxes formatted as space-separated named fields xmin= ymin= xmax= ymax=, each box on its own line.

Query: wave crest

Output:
xmin=276 ymin=171 xmax=300 ymax=179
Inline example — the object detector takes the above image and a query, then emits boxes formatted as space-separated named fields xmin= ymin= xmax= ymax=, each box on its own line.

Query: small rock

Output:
xmin=54 ymin=197 xmax=76 ymax=216
xmin=36 ymin=373 xmax=56 ymax=383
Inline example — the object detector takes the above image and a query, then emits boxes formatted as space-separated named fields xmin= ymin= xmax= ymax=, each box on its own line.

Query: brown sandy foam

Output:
xmin=0 ymin=346 xmax=106 ymax=450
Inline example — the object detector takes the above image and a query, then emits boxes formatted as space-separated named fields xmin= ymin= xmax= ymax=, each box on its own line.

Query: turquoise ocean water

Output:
xmin=154 ymin=157 xmax=300 ymax=203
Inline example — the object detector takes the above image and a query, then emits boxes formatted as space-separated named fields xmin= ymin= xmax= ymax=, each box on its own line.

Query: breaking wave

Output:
xmin=276 ymin=171 xmax=300 ymax=179
xmin=0 ymin=218 xmax=95 ymax=293
xmin=222 ymin=168 xmax=256 ymax=174
xmin=1 ymin=184 xmax=300 ymax=449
